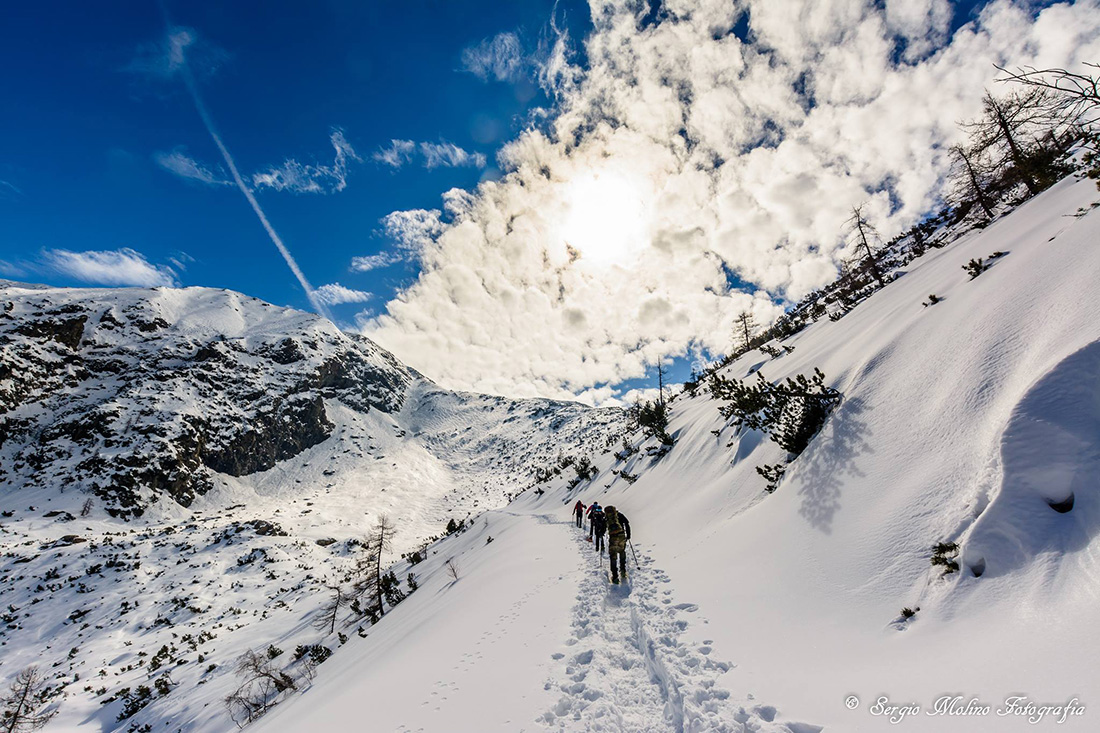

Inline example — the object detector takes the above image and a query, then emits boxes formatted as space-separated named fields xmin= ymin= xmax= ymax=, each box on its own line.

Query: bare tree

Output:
xmin=734 ymin=311 xmax=756 ymax=352
xmin=314 ymin=583 xmax=348 ymax=635
xmin=947 ymin=143 xmax=996 ymax=219
xmin=298 ymin=654 xmax=320 ymax=685
xmin=996 ymin=63 xmax=1100 ymax=128
xmin=352 ymin=515 xmax=395 ymax=622
xmin=444 ymin=557 xmax=460 ymax=581
xmin=1 ymin=667 xmax=57 ymax=733
xmin=997 ymin=63 xmax=1100 ymax=185
xmin=961 ymin=88 xmax=1061 ymax=195
xmin=845 ymin=205 xmax=885 ymax=288
xmin=655 ymin=359 xmax=667 ymax=409
xmin=224 ymin=649 xmax=296 ymax=728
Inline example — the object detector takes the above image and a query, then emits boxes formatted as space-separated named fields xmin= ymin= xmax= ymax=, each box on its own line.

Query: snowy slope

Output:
xmin=0 ymin=285 xmax=624 ymax=731
xmin=254 ymin=175 xmax=1100 ymax=733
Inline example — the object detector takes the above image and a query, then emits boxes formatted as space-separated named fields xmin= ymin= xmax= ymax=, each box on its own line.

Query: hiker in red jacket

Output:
xmin=573 ymin=500 xmax=585 ymax=528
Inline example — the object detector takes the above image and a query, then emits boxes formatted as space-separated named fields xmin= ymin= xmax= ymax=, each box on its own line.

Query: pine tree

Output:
xmin=380 ymin=571 xmax=406 ymax=607
xmin=996 ymin=63 xmax=1100 ymax=125
xmin=963 ymin=258 xmax=986 ymax=279
xmin=710 ymin=368 xmax=840 ymax=457
xmin=636 ymin=399 xmax=670 ymax=442
xmin=223 ymin=651 xmax=296 ymax=726
xmin=769 ymin=371 xmax=838 ymax=455
xmin=755 ymin=463 xmax=786 ymax=493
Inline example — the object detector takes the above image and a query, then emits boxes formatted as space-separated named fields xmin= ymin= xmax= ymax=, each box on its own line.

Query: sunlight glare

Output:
xmin=561 ymin=172 xmax=648 ymax=266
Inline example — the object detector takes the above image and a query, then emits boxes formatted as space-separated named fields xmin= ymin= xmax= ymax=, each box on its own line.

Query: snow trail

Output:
xmin=539 ymin=522 xmax=674 ymax=731
xmin=539 ymin=517 xmax=802 ymax=732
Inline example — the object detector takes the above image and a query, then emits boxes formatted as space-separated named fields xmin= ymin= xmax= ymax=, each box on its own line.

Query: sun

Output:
xmin=561 ymin=171 xmax=648 ymax=266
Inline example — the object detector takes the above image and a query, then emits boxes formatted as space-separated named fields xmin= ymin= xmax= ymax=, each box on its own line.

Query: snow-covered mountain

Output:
xmin=1 ymin=285 xmax=413 ymax=517
xmin=0 ymin=283 xmax=624 ymax=730
xmin=0 ymin=284 xmax=621 ymax=522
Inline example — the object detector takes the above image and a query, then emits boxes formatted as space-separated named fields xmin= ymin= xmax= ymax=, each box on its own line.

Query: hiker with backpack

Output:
xmin=590 ymin=504 xmax=607 ymax=554
xmin=573 ymin=500 xmax=586 ymax=529
xmin=604 ymin=506 xmax=631 ymax=584
xmin=586 ymin=501 xmax=602 ymax=540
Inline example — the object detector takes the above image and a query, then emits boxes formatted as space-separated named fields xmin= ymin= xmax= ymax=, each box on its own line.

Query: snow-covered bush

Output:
xmin=930 ymin=542 xmax=960 ymax=575
xmin=755 ymin=463 xmax=786 ymax=493
xmin=963 ymin=258 xmax=986 ymax=279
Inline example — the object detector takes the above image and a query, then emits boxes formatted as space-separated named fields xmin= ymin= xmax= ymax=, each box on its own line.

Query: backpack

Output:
xmin=605 ymin=506 xmax=621 ymax=535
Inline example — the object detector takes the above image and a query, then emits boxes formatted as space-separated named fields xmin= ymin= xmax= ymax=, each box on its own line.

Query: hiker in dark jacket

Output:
xmin=573 ymin=500 xmax=585 ymax=528
xmin=604 ymin=505 xmax=631 ymax=584
xmin=586 ymin=501 xmax=602 ymax=539
xmin=590 ymin=505 xmax=607 ymax=554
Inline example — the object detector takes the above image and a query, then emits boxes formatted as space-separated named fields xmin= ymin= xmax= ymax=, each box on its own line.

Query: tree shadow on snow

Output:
xmin=791 ymin=396 xmax=872 ymax=534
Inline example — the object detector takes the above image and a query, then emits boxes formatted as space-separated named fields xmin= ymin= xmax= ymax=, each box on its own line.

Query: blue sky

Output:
xmin=1 ymin=0 xmax=1088 ymax=404
xmin=0 ymin=0 xmax=587 ymax=309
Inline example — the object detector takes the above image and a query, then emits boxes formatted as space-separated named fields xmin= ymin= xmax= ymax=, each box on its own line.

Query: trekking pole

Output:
xmin=629 ymin=540 xmax=640 ymax=569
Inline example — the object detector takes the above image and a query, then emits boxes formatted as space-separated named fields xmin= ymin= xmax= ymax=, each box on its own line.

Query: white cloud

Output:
xmin=43 ymin=248 xmax=178 ymax=287
xmin=537 ymin=13 xmax=581 ymax=99
xmin=461 ymin=32 xmax=529 ymax=82
xmin=0 ymin=259 xmax=27 ymax=277
xmin=884 ymin=0 xmax=953 ymax=60
xmin=168 ymin=252 xmax=195 ymax=272
xmin=252 ymin=130 xmax=361 ymax=194
xmin=373 ymin=139 xmax=417 ymax=168
xmin=420 ymin=141 xmax=487 ymax=169
xmin=380 ymin=209 xmax=445 ymax=253
xmin=313 ymin=283 xmax=373 ymax=305
xmin=348 ymin=1 xmax=1100 ymax=403
xmin=373 ymin=139 xmax=486 ymax=170
xmin=350 ymin=252 xmax=405 ymax=272
xmin=348 ymin=211 xmax=440 ymax=275
xmin=154 ymin=149 xmax=230 ymax=186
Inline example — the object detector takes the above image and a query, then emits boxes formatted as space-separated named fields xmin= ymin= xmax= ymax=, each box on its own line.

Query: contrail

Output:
xmin=170 ymin=27 xmax=332 ymax=321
